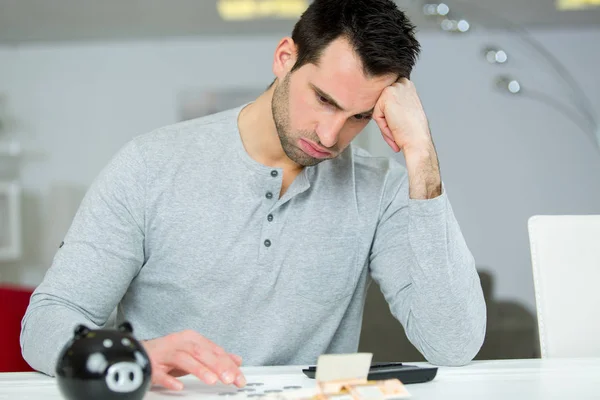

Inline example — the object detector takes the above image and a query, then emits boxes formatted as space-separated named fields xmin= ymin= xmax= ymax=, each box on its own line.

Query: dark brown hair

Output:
xmin=290 ymin=0 xmax=421 ymax=79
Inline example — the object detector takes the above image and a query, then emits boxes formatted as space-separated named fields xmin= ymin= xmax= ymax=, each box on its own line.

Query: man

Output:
xmin=21 ymin=0 xmax=486 ymax=392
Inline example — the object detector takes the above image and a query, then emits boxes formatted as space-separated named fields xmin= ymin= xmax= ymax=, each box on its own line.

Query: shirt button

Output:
xmin=265 ymin=192 xmax=273 ymax=199
xmin=264 ymin=239 xmax=272 ymax=247
xmin=271 ymin=170 xmax=278 ymax=177
xmin=267 ymin=214 xmax=274 ymax=222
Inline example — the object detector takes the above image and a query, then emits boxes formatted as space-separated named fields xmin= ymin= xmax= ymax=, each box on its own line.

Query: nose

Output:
xmin=105 ymin=362 xmax=143 ymax=393
xmin=316 ymin=115 xmax=346 ymax=148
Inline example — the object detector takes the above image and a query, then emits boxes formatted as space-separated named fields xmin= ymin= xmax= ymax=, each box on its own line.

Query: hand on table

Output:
xmin=142 ymin=330 xmax=245 ymax=391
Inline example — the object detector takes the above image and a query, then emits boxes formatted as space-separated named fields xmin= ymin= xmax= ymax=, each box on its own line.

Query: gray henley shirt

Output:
xmin=21 ymin=105 xmax=486 ymax=376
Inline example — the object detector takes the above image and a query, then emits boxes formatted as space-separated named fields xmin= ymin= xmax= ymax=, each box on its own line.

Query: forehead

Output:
xmin=297 ymin=38 xmax=397 ymax=112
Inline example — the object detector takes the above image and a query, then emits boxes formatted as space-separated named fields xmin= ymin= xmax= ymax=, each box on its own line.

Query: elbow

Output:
xmin=424 ymin=306 xmax=487 ymax=367
xmin=20 ymin=313 xmax=58 ymax=377
xmin=427 ymin=332 xmax=485 ymax=366
xmin=21 ymin=345 xmax=52 ymax=377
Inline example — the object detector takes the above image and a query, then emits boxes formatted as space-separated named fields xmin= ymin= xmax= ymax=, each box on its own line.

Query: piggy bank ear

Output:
xmin=74 ymin=324 xmax=90 ymax=339
xmin=118 ymin=322 xmax=133 ymax=334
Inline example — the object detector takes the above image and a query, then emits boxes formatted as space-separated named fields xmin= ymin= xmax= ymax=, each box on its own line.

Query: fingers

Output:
xmin=199 ymin=334 xmax=228 ymax=355
xmin=182 ymin=330 xmax=232 ymax=359
xmin=373 ymin=98 xmax=401 ymax=153
xmin=169 ymin=350 xmax=219 ymax=385
xmin=229 ymin=353 xmax=243 ymax=366
xmin=153 ymin=370 xmax=184 ymax=391
xmin=179 ymin=331 xmax=246 ymax=387
xmin=382 ymin=134 xmax=401 ymax=152
xmin=144 ymin=331 xmax=247 ymax=391
xmin=375 ymin=116 xmax=400 ymax=152
xmin=193 ymin=347 xmax=246 ymax=387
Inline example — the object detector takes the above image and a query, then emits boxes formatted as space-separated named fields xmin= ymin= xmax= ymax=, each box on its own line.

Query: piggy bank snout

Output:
xmin=105 ymin=362 xmax=144 ymax=393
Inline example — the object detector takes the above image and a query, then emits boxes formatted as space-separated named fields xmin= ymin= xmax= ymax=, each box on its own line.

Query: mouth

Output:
xmin=298 ymin=139 xmax=332 ymax=159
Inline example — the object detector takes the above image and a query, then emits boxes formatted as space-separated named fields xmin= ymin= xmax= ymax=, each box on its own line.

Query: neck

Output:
xmin=237 ymin=86 xmax=303 ymax=173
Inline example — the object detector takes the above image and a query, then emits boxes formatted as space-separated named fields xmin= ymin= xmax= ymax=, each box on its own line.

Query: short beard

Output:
xmin=271 ymin=74 xmax=328 ymax=167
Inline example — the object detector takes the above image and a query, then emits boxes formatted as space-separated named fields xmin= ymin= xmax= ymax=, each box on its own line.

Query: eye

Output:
xmin=316 ymin=94 xmax=329 ymax=105
xmin=353 ymin=114 xmax=372 ymax=121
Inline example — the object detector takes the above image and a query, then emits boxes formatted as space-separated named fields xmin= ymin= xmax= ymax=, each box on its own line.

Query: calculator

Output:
xmin=301 ymin=362 xmax=438 ymax=384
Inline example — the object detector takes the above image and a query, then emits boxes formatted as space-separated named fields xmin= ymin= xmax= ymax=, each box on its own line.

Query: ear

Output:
xmin=74 ymin=325 xmax=90 ymax=339
xmin=272 ymin=37 xmax=297 ymax=81
xmin=118 ymin=322 xmax=133 ymax=334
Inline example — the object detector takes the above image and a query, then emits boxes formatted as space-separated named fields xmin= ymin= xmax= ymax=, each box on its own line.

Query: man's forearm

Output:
xmin=404 ymin=143 xmax=442 ymax=200
xmin=402 ymin=194 xmax=486 ymax=365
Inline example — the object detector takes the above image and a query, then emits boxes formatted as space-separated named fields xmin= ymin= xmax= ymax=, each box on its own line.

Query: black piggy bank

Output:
xmin=56 ymin=322 xmax=152 ymax=400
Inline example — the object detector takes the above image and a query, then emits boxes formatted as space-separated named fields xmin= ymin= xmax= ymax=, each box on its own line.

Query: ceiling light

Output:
xmin=440 ymin=19 xmax=470 ymax=33
xmin=440 ymin=19 xmax=457 ymax=31
xmin=437 ymin=3 xmax=450 ymax=16
xmin=457 ymin=20 xmax=470 ymax=32
xmin=557 ymin=0 xmax=600 ymax=10
xmin=484 ymin=48 xmax=508 ymax=64
xmin=423 ymin=4 xmax=438 ymax=16
xmin=423 ymin=3 xmax=450 ymax=16
xmin=496 ymin=76 xmax=521 ymax=94
xmin=217 ymin=0 xmax=309 ymax=21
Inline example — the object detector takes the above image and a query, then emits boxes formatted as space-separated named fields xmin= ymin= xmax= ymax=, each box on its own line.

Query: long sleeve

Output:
xmin=20 ymin=140 xmax=147 ymax=376
xmin=369 ymin=171 xmax=486 ymax=366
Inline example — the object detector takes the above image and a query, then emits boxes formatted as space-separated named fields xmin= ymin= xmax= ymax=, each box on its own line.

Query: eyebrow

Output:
xmin=310 ymin=83 xmax=374 ymax=116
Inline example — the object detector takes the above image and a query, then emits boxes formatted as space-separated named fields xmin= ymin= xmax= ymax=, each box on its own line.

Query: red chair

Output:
xmin=0 ymin=284 xmax=35 ymax=372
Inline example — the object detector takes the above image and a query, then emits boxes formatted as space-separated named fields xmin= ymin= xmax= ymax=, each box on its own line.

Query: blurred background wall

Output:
xmin=1 ymin=0 xmax=599 ymax=363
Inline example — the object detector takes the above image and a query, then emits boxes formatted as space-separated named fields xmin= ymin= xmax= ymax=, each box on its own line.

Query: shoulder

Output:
xmin=130 ymin=107 xmax=241 ymax=161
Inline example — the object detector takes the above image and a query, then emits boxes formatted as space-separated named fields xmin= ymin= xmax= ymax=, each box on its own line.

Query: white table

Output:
xmin=1 ymin=358 xmax=598 ymax=400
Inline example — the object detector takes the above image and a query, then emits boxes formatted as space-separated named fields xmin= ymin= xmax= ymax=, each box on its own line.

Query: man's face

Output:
xmin=271 ymin=38 xmax=397 ymax=167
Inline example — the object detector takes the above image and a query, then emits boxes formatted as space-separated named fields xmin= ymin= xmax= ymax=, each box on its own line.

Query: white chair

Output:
xmin=527 ymin=215 xmax=600 ymax=358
